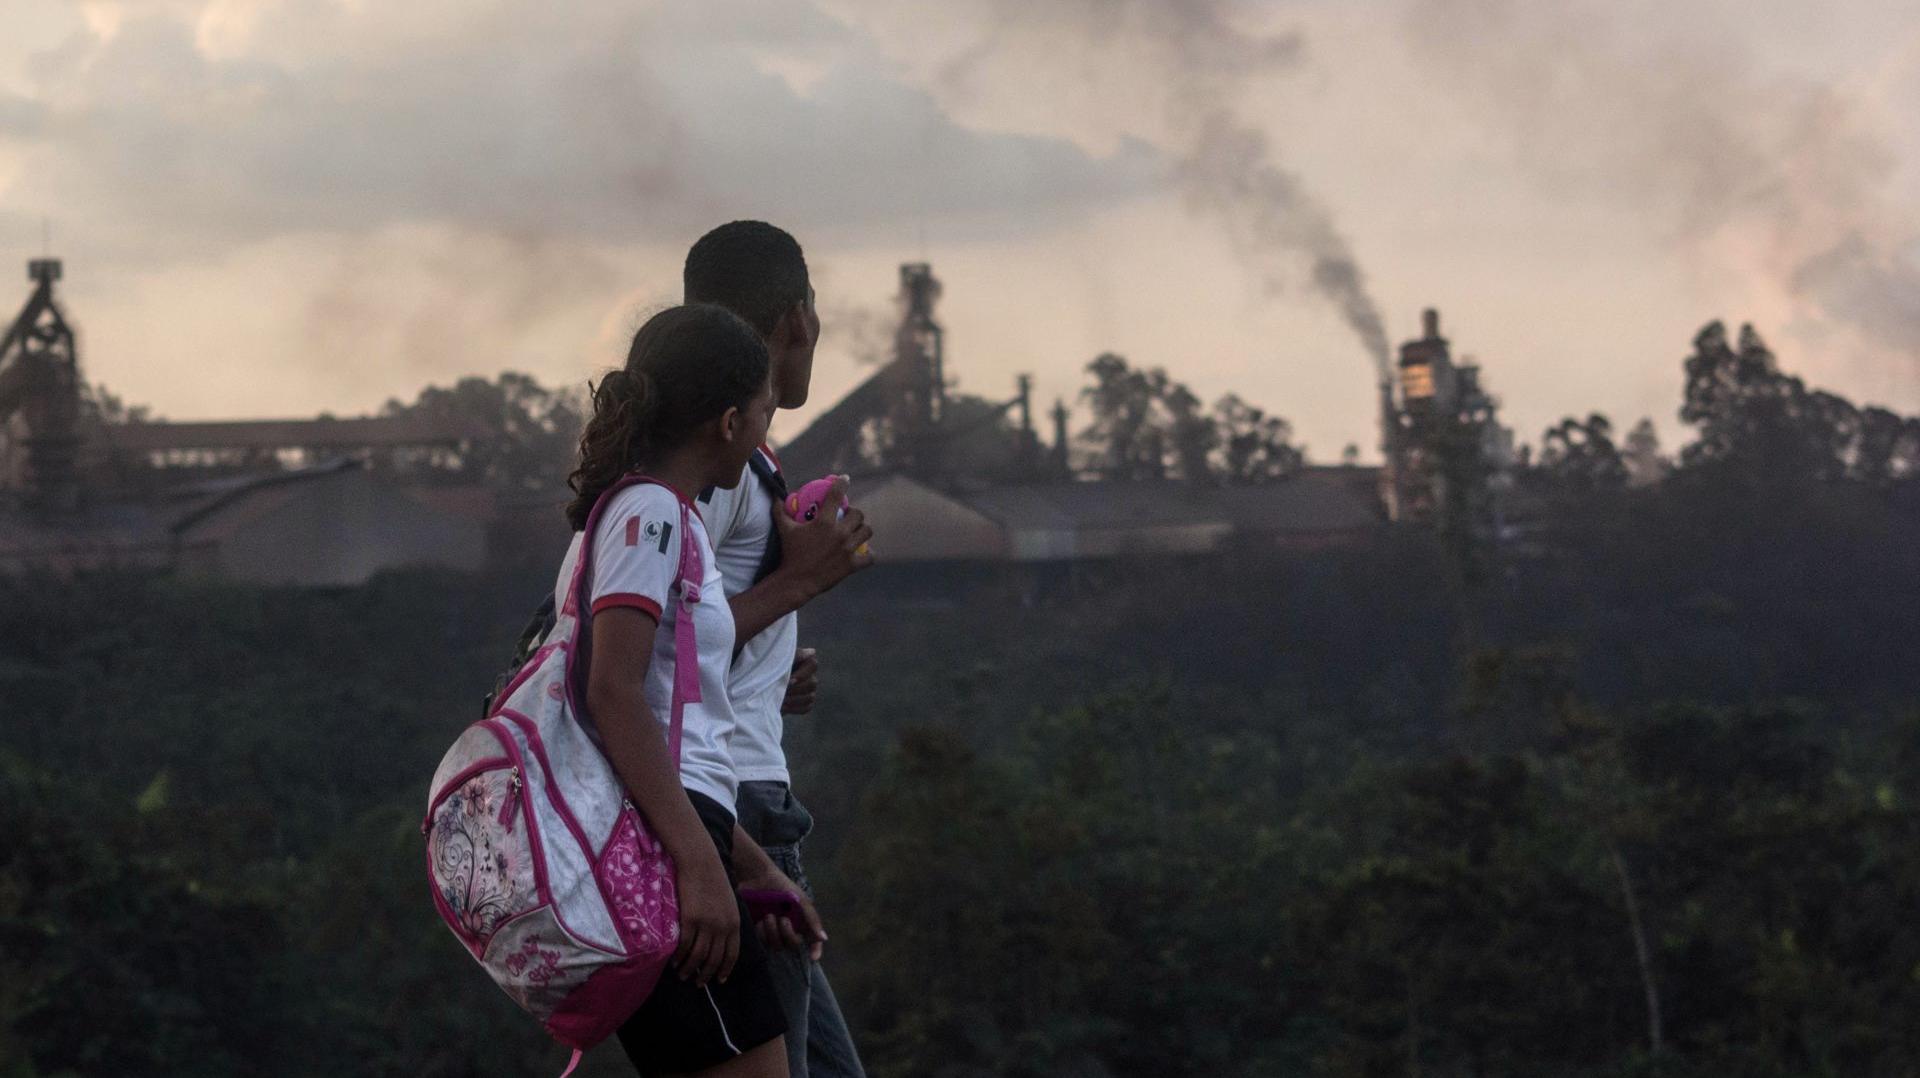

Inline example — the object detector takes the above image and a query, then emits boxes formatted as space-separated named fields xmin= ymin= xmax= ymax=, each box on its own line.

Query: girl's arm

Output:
xmin=586 ymin=608 xmax=741 ymax=986
xmin=730 ymin=823 xmax=827 ymax=959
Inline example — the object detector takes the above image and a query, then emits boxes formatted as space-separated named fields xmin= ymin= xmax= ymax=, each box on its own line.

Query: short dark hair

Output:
xmin=683 ymin=221 xmax=810 ymax=336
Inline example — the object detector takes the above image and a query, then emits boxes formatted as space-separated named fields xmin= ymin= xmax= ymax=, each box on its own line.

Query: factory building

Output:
xmin=1 ymin=258 xmax=1506 ymax=583
xmin=0 ymin=259 xmax=490 ymax=585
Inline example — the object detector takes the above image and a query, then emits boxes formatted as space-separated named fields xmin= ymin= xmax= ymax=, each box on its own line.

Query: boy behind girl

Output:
xmin=685 ymin=220 xmax=874 ymax=1078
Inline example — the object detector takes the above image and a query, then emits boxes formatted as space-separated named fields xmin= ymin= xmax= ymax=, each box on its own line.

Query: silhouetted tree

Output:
xmin=1538 ymin=414 xmax=1628 ymax=492
xmin=1679 ymin=322 xmax=1920 ymax=487
xmin=1213 ymin=394 xmax=1303 ymax=483
xmin=1079 ymin=354 xmax=1301 ymax=483
xmin=380 ymin=371 xmax=584 ymax=491
xmin=78 ymin=381 xmax=153 ymax=426
xmin=11 ymin=316 xmax=1920 ymax=1078
xmin=1621 ymin=418 xmax=1668 ymax=488
xmin=1080 ymin=353 xmax=1170 ymax=480
xmin=1163 ymin=382 xmax=1217 ymax=484
xmin=1852 ymin=405 xmax=1920 ymax=486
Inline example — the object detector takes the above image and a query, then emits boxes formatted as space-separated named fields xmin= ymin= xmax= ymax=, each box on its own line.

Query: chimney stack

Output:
xmin=1051 ymin=398 xmax=1070 ymax=476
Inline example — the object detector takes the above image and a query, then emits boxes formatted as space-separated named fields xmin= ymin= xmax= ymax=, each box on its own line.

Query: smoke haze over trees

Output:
xmin=13 ymin=2 xmax=1915 ymax=460
xmin=7 ymin=323 xmax=1920 ymax=1074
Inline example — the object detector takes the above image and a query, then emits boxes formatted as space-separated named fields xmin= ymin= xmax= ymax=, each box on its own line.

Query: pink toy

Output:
xmin=786 ymin=475 xmax=869 ymax=555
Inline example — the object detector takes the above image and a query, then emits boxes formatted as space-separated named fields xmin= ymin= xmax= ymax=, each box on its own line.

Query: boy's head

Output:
xmin=683 ymin=220 xmax=819 ymax=409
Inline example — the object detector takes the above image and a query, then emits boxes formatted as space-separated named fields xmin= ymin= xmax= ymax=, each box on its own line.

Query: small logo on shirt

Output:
xmin=626 ymin=516 xmax=673 ymax=554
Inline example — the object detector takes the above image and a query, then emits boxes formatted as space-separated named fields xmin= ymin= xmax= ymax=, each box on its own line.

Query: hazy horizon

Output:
xmin=3 ymin=0 xmax=1917 ymax=461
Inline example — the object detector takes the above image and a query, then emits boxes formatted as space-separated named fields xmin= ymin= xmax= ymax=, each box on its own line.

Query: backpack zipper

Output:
xmin=421 ymin=754 xmax=512 ymax=834
xmin=498 ymin=767 xmax=524 ymax=830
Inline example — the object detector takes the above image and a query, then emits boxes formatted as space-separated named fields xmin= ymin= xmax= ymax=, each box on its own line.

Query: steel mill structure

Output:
xmin=0 ymin=259 xmax=489 ymax=582
xmin=0 ymin=259 xmax=82 ymax=514
xmin=1380 ymin=307 xmax=1515 ymax=547
xmin=778 ymin=262 xmax=1045 ymax=484
xmin=0 ymin=259 xmax=1511 ymax=581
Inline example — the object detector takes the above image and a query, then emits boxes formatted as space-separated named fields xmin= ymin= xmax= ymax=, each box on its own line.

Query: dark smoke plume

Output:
xmin=911 ymin=0 xmax=1396 ymax=375
xmin=1181 ymin=117 xmax=1394 ymax=374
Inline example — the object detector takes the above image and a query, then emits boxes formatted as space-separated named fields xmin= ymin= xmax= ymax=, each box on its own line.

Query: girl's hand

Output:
xmin=738 ymin=867 xmax=828 ymax=961
xmin=673 ymin=851 xmax=741 ymax=986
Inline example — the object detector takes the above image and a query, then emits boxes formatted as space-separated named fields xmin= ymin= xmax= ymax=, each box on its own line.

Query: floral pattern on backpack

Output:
xmin=597 ymin=808 xmax=679 ymax=954
xmin=430 ymin=769 xmax=537 ymax=947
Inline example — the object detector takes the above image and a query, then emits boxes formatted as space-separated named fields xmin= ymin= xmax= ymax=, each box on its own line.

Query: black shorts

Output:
xmin=617 ymin=790 xmax=786 ymax=1075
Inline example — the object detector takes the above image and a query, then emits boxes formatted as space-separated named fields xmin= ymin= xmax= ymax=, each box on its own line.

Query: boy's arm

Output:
xmin=728 ymin=479 xmax=874 ymax=646
xmin=780 ymin=648 xmax=818 ymax=715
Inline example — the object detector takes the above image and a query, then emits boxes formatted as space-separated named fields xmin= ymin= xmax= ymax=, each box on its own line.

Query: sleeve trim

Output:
xmin=590 ymin=593 xmax=663 ymax=621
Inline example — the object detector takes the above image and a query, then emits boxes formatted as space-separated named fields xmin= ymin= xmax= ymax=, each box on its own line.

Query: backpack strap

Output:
xmin=747 ymin=446 xmax=787 ymax=585
xmin=666 ymin=494 xmax=704 ymax=766
xmin=482 ymin=593 xmax=558 ymax=717
xmin=749 ymin=444 xmax=788 ymax=499
xmin=569 ymin=474 xmax=702 ymax=766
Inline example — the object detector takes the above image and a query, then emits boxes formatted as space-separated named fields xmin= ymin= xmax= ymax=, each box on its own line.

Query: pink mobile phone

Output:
xmin=740 ymin=888 xmax=805 ymax=932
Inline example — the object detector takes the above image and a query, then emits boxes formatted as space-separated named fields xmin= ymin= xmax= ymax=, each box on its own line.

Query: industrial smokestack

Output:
xmin=1015 ymin=374 xmax=1034 ymax=467
xmin=1423 ymin=308 xmax=1440 ymax=340
xmin=1052 ymin=397 xmax=1070 ymax=476
xmin=1379 ymin=375 xmax=1401 ymax=522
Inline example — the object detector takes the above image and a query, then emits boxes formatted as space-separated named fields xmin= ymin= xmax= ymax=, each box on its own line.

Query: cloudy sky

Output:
xmin=3 ymin=0 xmax=1917 ymax=460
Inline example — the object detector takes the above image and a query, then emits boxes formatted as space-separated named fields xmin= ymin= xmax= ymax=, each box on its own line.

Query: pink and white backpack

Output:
xmin=424 ymin=475 xmax=699 ymax=1072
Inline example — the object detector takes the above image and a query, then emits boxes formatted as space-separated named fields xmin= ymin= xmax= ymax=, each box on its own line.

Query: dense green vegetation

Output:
xmin=5 ymin=323 xmax=1920 ymax=1076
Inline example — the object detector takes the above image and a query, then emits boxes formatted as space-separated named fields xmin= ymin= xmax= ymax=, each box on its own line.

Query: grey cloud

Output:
xmin=15 ymin=10 xmax=688 ymax=241
xmin=0 ymin=90 xmax=45 ymax=137
xmin=0 ymin=2 xmax=1158 ymax=251
xmin=1791 ymin=235 xmax=1920 ymax=355
xmin=1404 ymin=0 xmax=1920 ymax=358
xmin=296 ymin=228 xmax=625 ymax=387
xmin=675 ymin=64 xmax=1162 ymax=240
xmin=0 ymin=0 xmax=1167 ymax=410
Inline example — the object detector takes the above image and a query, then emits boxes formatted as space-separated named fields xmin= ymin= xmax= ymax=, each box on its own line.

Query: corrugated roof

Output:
xmin=169 ymin=459 xmax=364 ymax=536
xmin=964 ymin=481 xmax=1216 ymax=530
xmin=775 ymin=359 xmax=909 ymax=479
xmin=961 ymin=468 xmax=1384 ymax=534
xmin=1211 ymin=467 xmax=1386 ymax=533
xmin=98 ymin=414 xmax=479 ymax=452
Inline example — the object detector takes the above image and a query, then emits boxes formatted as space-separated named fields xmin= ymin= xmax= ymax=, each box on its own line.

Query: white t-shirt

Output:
xmin=697 ymin=447 xmax=798 ymax=785
xmin=552 ymin=481 xmax=740 ymax=814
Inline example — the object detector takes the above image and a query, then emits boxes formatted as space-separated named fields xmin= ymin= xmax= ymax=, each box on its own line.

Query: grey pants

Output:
xmin=737 ymin=781 xmax=868 ymax=1078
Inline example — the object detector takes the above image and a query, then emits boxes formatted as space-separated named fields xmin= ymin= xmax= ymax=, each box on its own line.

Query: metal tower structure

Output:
xmin=780 ymin=262 xmax=1044 ymax=485
xmin=0 ymin=259 xmax=82 ymax=512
